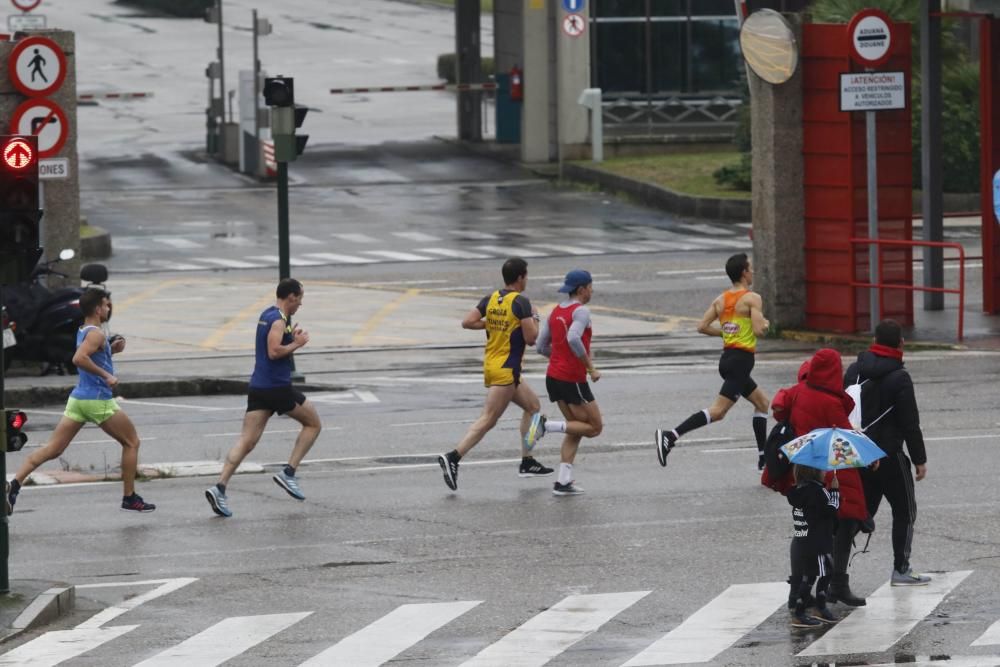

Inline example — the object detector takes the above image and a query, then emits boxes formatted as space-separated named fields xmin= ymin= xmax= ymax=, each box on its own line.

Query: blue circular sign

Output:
xmin=562 ymin=0 xmax=585 ymax=12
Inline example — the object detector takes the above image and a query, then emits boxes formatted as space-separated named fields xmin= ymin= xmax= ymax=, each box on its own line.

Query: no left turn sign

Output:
xmin=8 ymin=35 xmax=66 ymax=97
xmin=10 ymin=98 xmax=68 ymax=159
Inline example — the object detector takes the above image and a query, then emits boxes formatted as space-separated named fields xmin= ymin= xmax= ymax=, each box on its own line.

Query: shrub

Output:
xmin=115 ymin=0 xmax=212 ymax=18
xmin=437 ymin=54 xmax=495 ymax=84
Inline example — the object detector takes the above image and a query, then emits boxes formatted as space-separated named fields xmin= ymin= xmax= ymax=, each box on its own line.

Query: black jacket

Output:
xmin=787 ymin=480 xmax=840 ymax=555
xmin=844 ymin=350 xmax=927 ymax=465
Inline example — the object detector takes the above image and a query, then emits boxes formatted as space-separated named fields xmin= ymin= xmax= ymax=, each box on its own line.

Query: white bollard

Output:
xmin=577 ymin=87 xmax=603 ymax=163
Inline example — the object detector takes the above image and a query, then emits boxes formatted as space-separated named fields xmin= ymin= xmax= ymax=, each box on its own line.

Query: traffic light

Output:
xmin=0 ymin=135 xmax=42 ymax=285
xmin=264 ymin=77 xmax=309 ymax=162
xmin=5 ymin=410 xmax=27 ymax=452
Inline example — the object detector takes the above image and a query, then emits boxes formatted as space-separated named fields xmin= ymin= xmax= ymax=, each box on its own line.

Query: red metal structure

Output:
xmin=981 ymin=18 xmax=1000 ymax=313
xmin=801 ymin=22 xmax=913 ymax=333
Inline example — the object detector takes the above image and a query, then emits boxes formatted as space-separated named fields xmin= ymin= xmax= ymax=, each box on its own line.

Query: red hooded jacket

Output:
xmin=765 ymin=349 xmax=868 ymax=522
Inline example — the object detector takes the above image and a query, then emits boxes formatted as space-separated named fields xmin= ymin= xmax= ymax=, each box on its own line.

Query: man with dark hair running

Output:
xmin=655 ymin=253 xmax=771 ymax=470
xmin=536 ymin=269 xmax=602 ymax=496
xmin=7 ymin=288 xmax=155 ymax=514
xmin=437 ymin=257 xmax=553 ymax=491
xmin=843 ymin=318 xmax=931 ymax=586
xmin=205 ymin=278 xmax=322 ymax=517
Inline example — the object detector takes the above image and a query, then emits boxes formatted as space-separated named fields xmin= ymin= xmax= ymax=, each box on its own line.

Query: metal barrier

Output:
xmin=601 ymin=94 xmax=742 ymax=134
xmin=850 ymin=237 xmax=966 ymax=341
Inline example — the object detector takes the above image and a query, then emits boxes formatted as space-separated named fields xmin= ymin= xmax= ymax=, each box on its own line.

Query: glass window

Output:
xmin=689 ymin=19 xmax=741 ymax=92
xmin=650 ymin=21 xmax=686 ymax=92
xmin=595 ymin=22 xmax=647 ymax=93
xmin=594 ymin=0 xmax=646 ymax=18
xmin=649 ymin=0 xmax=685 ymax=16
xmin=690 ymin=0 xmax=735 ymax=15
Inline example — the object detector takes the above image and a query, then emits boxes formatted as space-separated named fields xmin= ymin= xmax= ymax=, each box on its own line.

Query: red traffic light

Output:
xmin=9 ymin=411 xmax=27 ymax=430
xmin=3 ymin=138 xmax=35 ymax=170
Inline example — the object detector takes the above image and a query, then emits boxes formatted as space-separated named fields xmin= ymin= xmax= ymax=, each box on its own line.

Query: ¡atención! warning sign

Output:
xmin=839 ymin=71 xmax=906 ymax=112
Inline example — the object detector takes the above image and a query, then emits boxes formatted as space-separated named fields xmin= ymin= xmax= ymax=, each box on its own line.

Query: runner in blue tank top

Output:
xmin=7 ymin=288 xmax=156 ymax=515
xmin=205 ymin=278 xmax=323 ymax=518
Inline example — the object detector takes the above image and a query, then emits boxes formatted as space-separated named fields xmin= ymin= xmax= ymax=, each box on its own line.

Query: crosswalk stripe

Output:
xmin=302 ymin=252 xmax=377 ymax=264
xmin=195 ymin=258 xmax=259 ymax=269
xmin=299 ymin=601 xmax=480 ymax=666
xmin=417 ymin=247 xmax=492 ymax=259
xmin=474 ymin=245 xmax=544 ymax=257
xmin=331 ymin=233 xmax=378 ymax=243
xmin=526 ymin=243 xmax=603 ymax=256
xmin=459 ymin=591 xmax=650 ymax=667
xmin=971 ymin=619 xmax=1000 ymax=646
xmin=865 ymin=658 xmax=1000 ymax=667
xmin=622 ymin=582 xmax=788 ymax=666
xmin=153 ymin=262 xmax=205 ymax=271
xmin=0 ymin=626 xmax=139 ymax=666
xmin=246 ymin=255 xmax=326 ymax=267
xmin=798 ymin=570 xmax=973 ymax=657
xmin=134 ymin=612 xmax=312 ymax=666
xmin=289 ymin=234 xmax=323 ymax=245
xmin=217 ymin=236 xmax=256 ymax=247
xmin=452 ymin=230 xmax=499 ymax=240
xmin=393 ymin=231 xmax=441 ymax=242
xmin=153 ymin=237 xmax=202 ymax=249
xmin=362 ymin=250 xmax=434 ymax=261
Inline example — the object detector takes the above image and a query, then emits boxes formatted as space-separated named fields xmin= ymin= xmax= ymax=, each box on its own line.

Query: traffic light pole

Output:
xmin=0 ymin=284 xmax=9 ymax=595
xmin=277 ymin=160 xmax=290 ymax=280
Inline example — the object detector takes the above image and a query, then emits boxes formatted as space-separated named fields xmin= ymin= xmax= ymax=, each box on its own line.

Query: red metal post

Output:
xmin=981 ymin=18 xmax=1000 ymax=313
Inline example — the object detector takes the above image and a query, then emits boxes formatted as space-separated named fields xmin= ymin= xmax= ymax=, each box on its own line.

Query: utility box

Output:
xmin=495 ymin=73 xmax=522 ymax=144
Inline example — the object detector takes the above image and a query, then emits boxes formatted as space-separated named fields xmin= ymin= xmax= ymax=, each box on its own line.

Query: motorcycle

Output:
xmin=2 ymin=249 xmax=110 ymax=375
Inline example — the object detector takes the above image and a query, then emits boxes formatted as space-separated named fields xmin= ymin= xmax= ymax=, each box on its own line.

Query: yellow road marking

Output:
xmin=200 ymin=293 xmax=273 ymax=350
xmin=112 ymin=279 xmax=188 ymax=315
xmin=351 ymin=289 xmax=420 ymax=345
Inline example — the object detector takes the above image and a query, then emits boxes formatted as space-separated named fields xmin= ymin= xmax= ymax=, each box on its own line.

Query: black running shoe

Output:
xmin=655 ymin=429 xmax=676 ymax=467
xmin=121 ymin=493 xmax=156 ymax=513
xmin=438 ymin=453 xmax=459 ymax=491
xmin=518 ymin=457 xmax=554 ymax=477
xmin=790 ymin=611 xmax=823 ymax=628
xmin=6 ymin=480 xmax=18 ymax=516
xmin=552 ymin=481 xmax=585 ymax=496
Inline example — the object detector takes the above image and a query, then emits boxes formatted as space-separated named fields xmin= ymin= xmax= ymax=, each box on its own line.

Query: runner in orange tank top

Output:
xmin=655 ymin=253 xmax=772 ymax=471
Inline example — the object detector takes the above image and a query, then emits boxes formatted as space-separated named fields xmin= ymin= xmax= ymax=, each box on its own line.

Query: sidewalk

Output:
xmin=0 ymin=579 xmax=75 ymax=645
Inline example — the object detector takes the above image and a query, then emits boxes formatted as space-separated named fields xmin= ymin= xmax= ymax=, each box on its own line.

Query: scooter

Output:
xmin=2 ymin=249 xmax=109 ymax=375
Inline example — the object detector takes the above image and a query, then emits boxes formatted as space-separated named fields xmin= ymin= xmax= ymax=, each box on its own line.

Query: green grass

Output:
xmin=597 ymin=153 xmax=751 ymax=200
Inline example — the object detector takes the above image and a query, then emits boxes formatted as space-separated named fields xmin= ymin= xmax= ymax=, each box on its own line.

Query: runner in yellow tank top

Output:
xmin=655 ymin=253 xmax=773 ymax=472
xmin=436 ymin=258 xmax=554 ymax=492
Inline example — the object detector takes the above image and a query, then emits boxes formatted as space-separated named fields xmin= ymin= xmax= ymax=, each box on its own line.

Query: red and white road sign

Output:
xmin=2 ymin=137 xmax=34 ymax=170
xmin=11 ymin=0 xmax=42 ymax=12
xmin=10 ymin=98 xmax=68 ymax=158
xmin=847 ymin=8 xmax=894 ymax=68
xmin=8 ymin=35 xmax=66 ymax=97
xmin=329 ymin=82 xmax=497 ymax=95
xmin=562 ymin=13 xmax=586 ymax=37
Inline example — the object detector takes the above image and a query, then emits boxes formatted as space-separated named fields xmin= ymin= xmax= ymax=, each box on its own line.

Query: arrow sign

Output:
xmin=2 ymin=137 xmax=34 ymax=169
xmin=562 ymin=0 xmax=585 ymax=11
xmin=10 ymin=98 xmax=68 ymax=159
xmin=8 ymin=35 xmax=66 ymax=97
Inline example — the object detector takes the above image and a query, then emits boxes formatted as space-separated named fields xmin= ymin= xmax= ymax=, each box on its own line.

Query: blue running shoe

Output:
xmin=205 ymin=485 xmax=232 ymax=517
xmin=524 ymin=413 xmax=547 ymax=451
xmin=273 ymin=470 xmax=305 ymax=500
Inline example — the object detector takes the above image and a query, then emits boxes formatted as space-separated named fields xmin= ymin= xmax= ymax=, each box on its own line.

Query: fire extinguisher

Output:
xmin=510 ymin=65 xmax=523 ymax=102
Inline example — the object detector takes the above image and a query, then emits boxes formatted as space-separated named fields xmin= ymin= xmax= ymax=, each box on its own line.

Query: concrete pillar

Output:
xmin=555 ymin=3 xmax=590 ymax=161
xmin=493 ymin=0 xmax=523 ymax=74
xmin=455 ymin=0 xmax=483 ymax=142
xmin=749 ymin=27 xmax=805 ymax=329
xmin=521 ymin=0 xmax=551 ymax=162
xmin=0 ymin=30 xmax=81 ymax=286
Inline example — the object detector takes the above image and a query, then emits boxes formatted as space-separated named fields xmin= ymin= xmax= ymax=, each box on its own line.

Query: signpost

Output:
xmin=10 ymin=98 xmax=68 ymax=159
xmin=844 ymin=8 xmax=897 ymax=328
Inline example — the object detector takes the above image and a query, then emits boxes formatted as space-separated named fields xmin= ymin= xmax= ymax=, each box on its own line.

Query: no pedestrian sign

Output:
xmin=562 ymin=13 xmax=585 ymax=38
xmin=8 ymin=35 xmax=66 ymax=98
xmin=839 ymin=71 xmax=906 ymax=112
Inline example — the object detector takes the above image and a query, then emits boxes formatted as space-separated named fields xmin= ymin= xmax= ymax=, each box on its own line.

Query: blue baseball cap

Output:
xmin=557 ymin=269 xmax=592 ymax=293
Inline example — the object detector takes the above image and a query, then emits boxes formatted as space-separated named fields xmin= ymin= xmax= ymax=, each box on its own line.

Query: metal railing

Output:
xmin=849 ymin=238 xmax=966 ymax=341
xmin=601 ymin=94 xmax=742 ymax=133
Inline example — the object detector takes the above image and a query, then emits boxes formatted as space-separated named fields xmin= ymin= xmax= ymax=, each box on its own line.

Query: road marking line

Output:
xmin=113 ymin=278 xmax=188 ymax=315
xmin=153 ymin=237 xmax=202 ymax=249
xmin=623 ymin=582 xmax=788 ymax=665
xmin=299 ymin=601 xmax=480 ymax=667
xmin=451 ymin=230 xmax=499 ymax=240
xmin=135 ymin=612 xmax=312 ymax=666
xmin=864 ymin=658 xmax=1000 ymax=667
xmin=474 ymin=245 xmax=544 ymax=257
xmin=972 ymin=619 xmax=1000 ymax=646
xmin=798 ymin=570 xmax=972 ymax=657
xmin=418 ymin=247 xmax=491 ymax=259
xmin=331 ymin=233 xmax=377 ymax=243
xmin=352 ymin=289 xmax=420 ymax=345
xmin=459 ymin=591 xmax=650 ymax=667
xmin=117 ymin=398 xmax=229 ymax=412
xmin=289 ymin=234 xmax=322 ymax=245
xmin=75 ymin=578 xmax=200 ymax=629
xmin=0 ymin=626 xmax=139 ymax=666
xmin=392 ymin=231 xmax=441 ymax=242
xmin=362 ymin=250 xmax=434 ymax=262
xmin=199 ymin=292 xmax=271 ymax=350
xmin=302 ymin=252 xmax=376 ymax=264
xmin=526 ymin=243 xmax=603 ymax=256
xmin=194 ymin=258 xmax=259 ymax=269
xmin=656 ymin=268 xmax=719 ymax=276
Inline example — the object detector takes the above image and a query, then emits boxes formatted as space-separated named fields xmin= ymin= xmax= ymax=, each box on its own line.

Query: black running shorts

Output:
xmin=718 ymin=348 xmax=757 ymax=402
xmin=247 ymin=386 xmax=306 ymax=415
xmin=546 ymin=376 xmax=595 ymax=405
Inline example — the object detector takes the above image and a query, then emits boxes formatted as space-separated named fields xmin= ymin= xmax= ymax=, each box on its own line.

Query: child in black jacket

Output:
xmin=787 ymin=464 xmax=841 ymax=627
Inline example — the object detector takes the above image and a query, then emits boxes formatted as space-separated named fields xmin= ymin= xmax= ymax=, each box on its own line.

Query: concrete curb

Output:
xmin=80 ymin=224 xmax=111 ymax=261
xmin=561 ymin=162 xmax=751 ymax=223
xmin=5 ymin=586 xmax=75 ymax=640
xmin=4 ymin=377 xmax=347 ymax=408
xmin=778 ymin=329 xmax=962 ymax=351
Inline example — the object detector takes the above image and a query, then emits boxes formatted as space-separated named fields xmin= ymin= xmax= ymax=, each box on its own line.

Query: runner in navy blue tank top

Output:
xmin=205 ymin=278 xmax=323 ymax=518
xmin=7 ymin=288 xmax=156 ymax=515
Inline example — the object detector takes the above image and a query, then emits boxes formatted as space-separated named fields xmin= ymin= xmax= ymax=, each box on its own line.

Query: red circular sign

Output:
xmin=847 ymin=8 xmax=894 ymax=68
xmin=8 ymin=35 xmax=67 ymax=98
xmin=3 ymin=138 xmax=34 ymax=169
xmin=10 ymin=98 xmax=68 ymax=159
xmin=11 ymin=0 xmax=42 ymax=11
